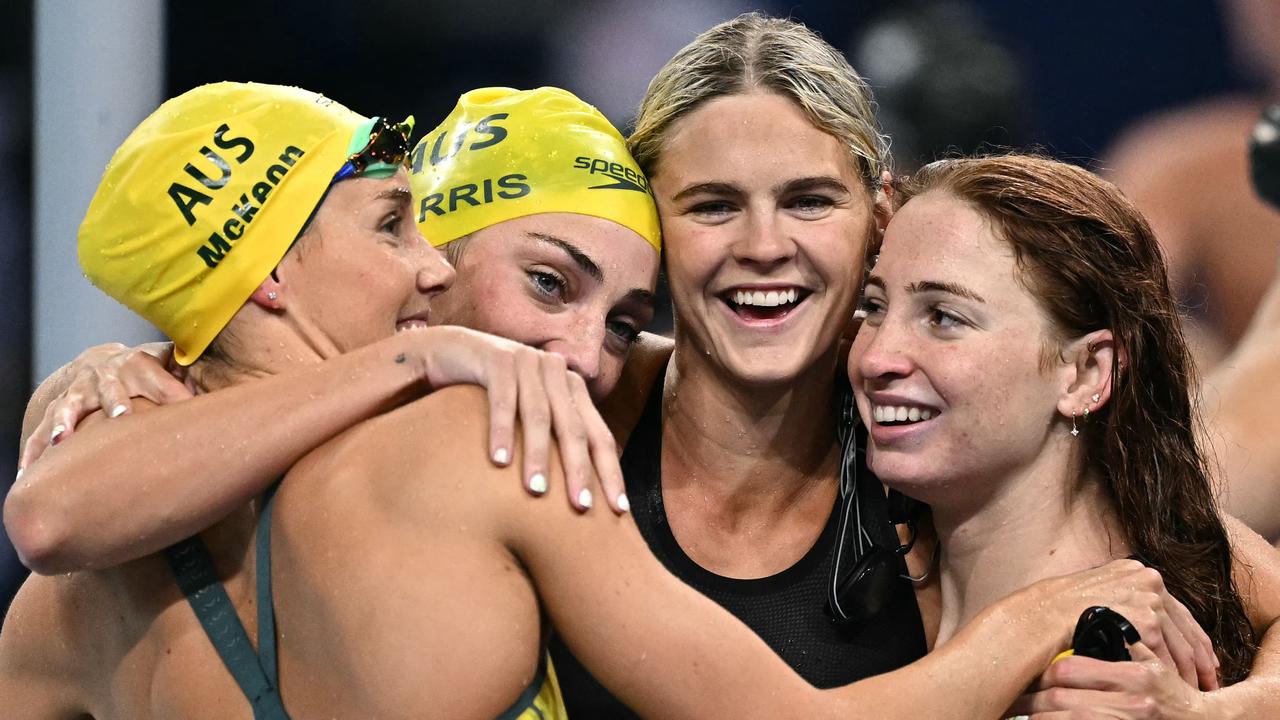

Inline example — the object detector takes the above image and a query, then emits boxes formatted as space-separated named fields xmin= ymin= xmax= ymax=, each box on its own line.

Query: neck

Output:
xmin=187 ymin=313 xmax=335 ymax=394
xmin=661 ymin=339 xmax=843 ymax=514
xmin=931 ymin=449 xmax=1128 ymax=643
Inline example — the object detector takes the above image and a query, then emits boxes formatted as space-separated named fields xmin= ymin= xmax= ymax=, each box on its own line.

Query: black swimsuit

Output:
xmin=549 ymin=372 xmax=928 ymax=718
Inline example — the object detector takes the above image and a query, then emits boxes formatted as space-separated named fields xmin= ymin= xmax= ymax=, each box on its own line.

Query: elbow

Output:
xmin=3 ymin=481 xmax=77 ymax=575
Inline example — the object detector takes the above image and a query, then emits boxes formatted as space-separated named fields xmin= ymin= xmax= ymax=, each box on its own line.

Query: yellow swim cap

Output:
xmin=78 ymin=81 xmax=400 ymax=365
xmin=411 ymin=87 xmax=660 ymax=252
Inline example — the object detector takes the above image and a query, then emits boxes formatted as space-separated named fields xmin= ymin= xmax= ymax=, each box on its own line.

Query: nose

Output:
xmin=541 ymin=319 xmax=605 ymax=387
xmin=416 ymin=244 xmax=456 ymax=298
xmin=732 ymin=208 xmax=795 ymax=269
xmin=854 ymin=315 xmax=916 ymax=387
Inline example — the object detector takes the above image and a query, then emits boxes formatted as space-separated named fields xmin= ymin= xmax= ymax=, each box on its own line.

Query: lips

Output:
xmin=720 ymin=285 xmax=810 ymax=323
xmin=395 ymin=312 xmax=431 ymax=332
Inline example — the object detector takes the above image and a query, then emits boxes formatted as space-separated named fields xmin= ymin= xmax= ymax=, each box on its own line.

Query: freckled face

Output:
xmin=430 ymin=212 xmax=658 ymax=401
xmin=850 ymin=191 xmax=1066 ymax=506
xmin=651 ymin=91 xmax=876 ymax=387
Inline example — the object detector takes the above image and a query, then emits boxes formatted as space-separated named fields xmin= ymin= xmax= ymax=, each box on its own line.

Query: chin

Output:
xmin=865 ymin=451 xmax=954 ymax=504
xmin=714 ymin=343 xmax=831 ymax=388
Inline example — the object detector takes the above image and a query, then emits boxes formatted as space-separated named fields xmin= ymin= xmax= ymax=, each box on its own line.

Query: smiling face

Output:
xmin=275 ymin=169 xmax=456 ymax=355
xmin=651 ymin=91 xmax=880 ymax=387
xmin=429 ymin=212 xmax=659 ymax=401
xmin=849 ymin=190 xmax=1072 ymax=506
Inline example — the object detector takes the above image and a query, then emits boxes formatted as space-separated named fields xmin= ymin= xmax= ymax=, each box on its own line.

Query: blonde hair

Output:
xmin=629 ymin=12 xmax=889 ymax=189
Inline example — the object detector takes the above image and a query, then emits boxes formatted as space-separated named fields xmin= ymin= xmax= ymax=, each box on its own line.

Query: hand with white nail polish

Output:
xmin=19 ymin=341 xmax=190 ymax=470
xmin=403 ymin=326 xmax=627 ymax=514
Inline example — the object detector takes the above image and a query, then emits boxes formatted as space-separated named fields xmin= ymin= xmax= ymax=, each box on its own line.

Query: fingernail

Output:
xmin=528 ymin=473 xmax=547 ymax=495
xmin=578 ymin=488 xmax=594 ymax=509
xmin=15 ymin=468 xmax=23 ymax=482
xmin=492 ymin=447 xmax=510 ymax=466
xmin=110 ymin=404 xmax=128 ymax=418
xmin=51 ymin=424 xmax=66 ymax=445
xmin=616 ymin=493 xmax=630 ymax=513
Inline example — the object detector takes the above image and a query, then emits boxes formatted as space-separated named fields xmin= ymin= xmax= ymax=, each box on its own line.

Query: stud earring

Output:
xmin=1083 ymin=406 xmax=1090 ymax=422
xmin=267 ymin=291 xmax=278 ymax=301
xmin=1091 ymin=393 xmax=1101 ymax=403
xmin=1070 ymin=410 xmax=1080 ymax=437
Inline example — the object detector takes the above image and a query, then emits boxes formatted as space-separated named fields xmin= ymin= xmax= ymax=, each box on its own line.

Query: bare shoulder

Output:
xmin=1222 ymin=513 xmax=1280 ymax=632
xmin=1105 ymin=96 xmax=1264 ymax=175
xmin=278 ymin=384 xmax=512 ymax=531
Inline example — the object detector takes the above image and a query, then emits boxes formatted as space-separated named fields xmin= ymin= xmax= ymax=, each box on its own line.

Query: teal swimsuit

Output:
xmin=165 ymin=484 xmax=559 ymax=719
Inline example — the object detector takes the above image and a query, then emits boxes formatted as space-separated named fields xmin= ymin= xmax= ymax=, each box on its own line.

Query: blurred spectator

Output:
xmin=1103 ymin=0 xmax=1280 ymax=360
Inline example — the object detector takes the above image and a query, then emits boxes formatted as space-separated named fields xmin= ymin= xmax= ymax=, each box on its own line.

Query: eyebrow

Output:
xmin=864 ymin=276 xmax=987 ymax=303
xmin=376 ymin=186 xmax=413 ymax=205
xmin=671 ymin=181 xmax=742 ymax=203
xmin=620 ymin=288 xmax=656 ymax=312
xmin=775 ymin=176 xmax=850 ymax=196
xmin=527 ymin=232 xmax=603 ymax=282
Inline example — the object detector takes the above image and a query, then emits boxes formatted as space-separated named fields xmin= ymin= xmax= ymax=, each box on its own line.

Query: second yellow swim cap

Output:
xmin=411 ymin=87 xmax=660 ymax=251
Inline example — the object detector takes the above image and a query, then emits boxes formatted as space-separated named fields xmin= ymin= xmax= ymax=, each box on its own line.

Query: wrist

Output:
xmin=1200 ymin=689 xmax=1243 ymax=720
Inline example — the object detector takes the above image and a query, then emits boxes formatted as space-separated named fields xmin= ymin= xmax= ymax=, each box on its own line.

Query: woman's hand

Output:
xmin=1009 ymin=643 xmax=1212 ymax=719
xmin=19 ymin=342 xmax=191 ymax=470
xmin=1007 ymin=561 xmax=1218 ymax=692
xmin=405 ymin=325 xmax=627 ymax=514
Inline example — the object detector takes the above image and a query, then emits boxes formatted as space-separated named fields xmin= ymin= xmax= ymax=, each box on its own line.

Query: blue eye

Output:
xmin=528 ymin=270 xmax=566 ymax=297
xmin=793 ymin=195 xmax=833 ymax=210
xmin=607 ymin=319 xmax=640 ymax=344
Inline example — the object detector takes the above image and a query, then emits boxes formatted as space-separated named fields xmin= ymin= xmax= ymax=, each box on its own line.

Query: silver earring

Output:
xmin=1070 ymin=410 xmax=1079 ymax=437
xmin=1091 ymin=393 xmax=1101 ymax=403
xmin=267 ymin=291 xmax=278 ymax=301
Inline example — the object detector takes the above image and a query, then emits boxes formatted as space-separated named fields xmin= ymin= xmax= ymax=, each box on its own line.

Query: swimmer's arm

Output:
xmin=6 ymin=333 xmax=431 ymax=574
xmin=0 ymin=579 xmax=94 ymax=719
xmin=389 ymin=388 xmax=1145 ymax=718
xmin=1201 ymin=517 xmax=1280 ymax=716
xmin=1200 ymin=271 xmax=1280 ymax=541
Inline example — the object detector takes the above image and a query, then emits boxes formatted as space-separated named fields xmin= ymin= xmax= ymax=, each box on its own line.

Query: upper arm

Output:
xmin=1223 ymin=514 xmax=1280 ymax=634
xmin=0 ymin=578 xmax=92 ymax=719
xmin=335 ymin=386 xmax=827 ymax=719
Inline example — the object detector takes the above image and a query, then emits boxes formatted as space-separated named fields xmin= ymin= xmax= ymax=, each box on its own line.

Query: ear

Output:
xmin=248 ymin=271 xmax=286 ymax=311
xmin=873 ymin=170 xmax=895 ymax=232
xmin=1056 ymin=329 xmax=1116 ymax=419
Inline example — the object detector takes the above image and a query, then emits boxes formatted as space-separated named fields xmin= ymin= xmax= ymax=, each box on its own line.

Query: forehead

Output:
xmin=656 ymin=92 xmax=859 ymax=184
xmin=877 ymin=191 xmax=1021 ymax=298
xmin=317 ymin=169 xmax=412 ymax=217
xmin=468 ymin=212 xmax=658 ymax=287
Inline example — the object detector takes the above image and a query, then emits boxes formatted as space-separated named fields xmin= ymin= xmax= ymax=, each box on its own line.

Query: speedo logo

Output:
xmin=574 ymin=156 xmax=649 ymax=193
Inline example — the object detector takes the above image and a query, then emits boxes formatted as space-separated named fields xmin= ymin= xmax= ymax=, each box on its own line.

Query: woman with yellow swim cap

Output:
xmin=18 ymin=12 xmax=1280 ymax=720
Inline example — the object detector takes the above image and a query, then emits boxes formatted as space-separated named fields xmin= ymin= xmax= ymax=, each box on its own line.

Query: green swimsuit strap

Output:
xmin=494 ymin=651 xmax=550 ymax=720
xmin=164 ymin=482 xmax=289 ymax=720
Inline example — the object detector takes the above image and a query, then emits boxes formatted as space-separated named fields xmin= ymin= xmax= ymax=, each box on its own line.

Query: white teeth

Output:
xmin=872 ymin=404 xmax=937 ymax=425
xmin=732 ymin=288 xmax=802 ymax=307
